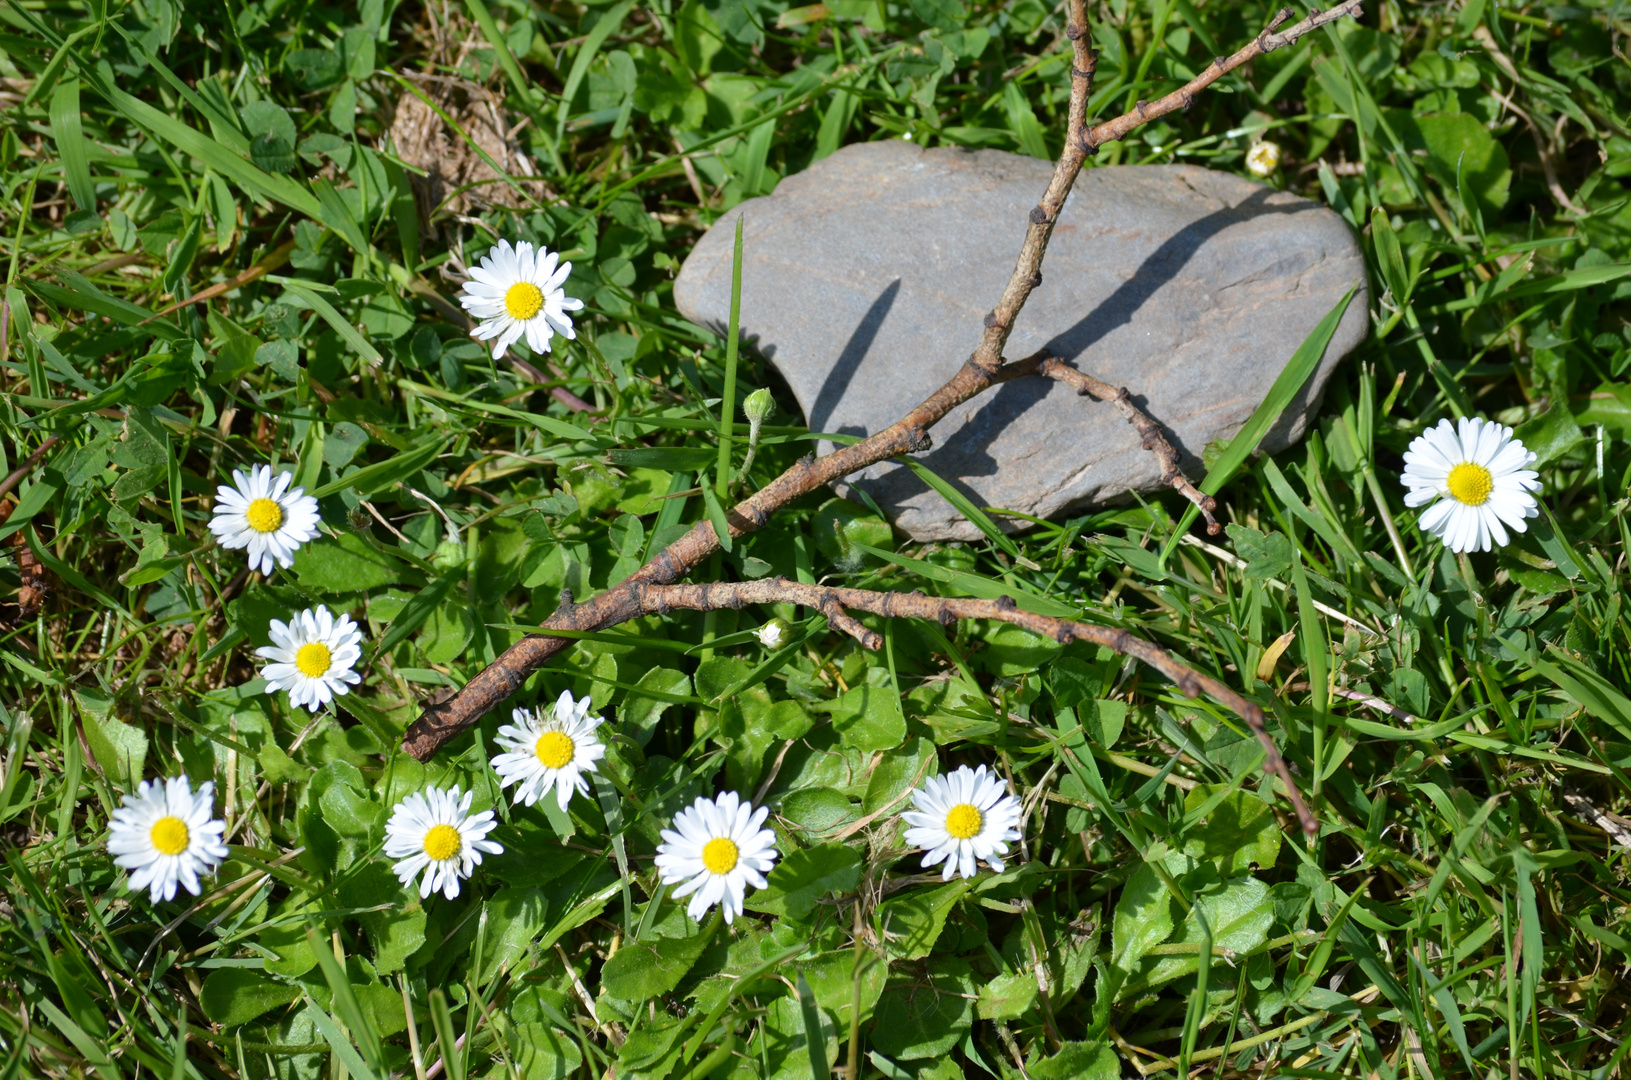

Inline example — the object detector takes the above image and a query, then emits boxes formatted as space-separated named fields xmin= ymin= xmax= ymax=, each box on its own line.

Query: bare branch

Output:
xmin=1083 ymin=1 xmax=1365 ymax=153
xmin=1036 ymin=357 xmax=1219 ymax=534
xmin=622 ymin=577 xmax=1315 ymax=834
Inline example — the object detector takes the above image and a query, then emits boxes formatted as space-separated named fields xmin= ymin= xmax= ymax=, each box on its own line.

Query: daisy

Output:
xmin=107 ymin=776 xmax=230 ymax=903
xmin=655 ymin=791 xmax=778 ymax=924
xmin=490 ymin=690 xmax=607 ymax=810
xmin=1401 ymin=417 xmax=1541 ymax=554
xmin=208 ymin=464 xmax=321 ymax=575
xmin=256 ymin=605 xmax=363 ymax=712
xmin=903 ymin=764 xmax=1023 ymax=881
xmin=458 ymin=239 xmax=583 ymax=360
xmin=384 ymin=786 xmax=503 ymax=900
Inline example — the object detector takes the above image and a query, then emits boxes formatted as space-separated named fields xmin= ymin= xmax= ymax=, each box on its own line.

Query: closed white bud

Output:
xmin=755 ymin=618 xmax=789 ymax=649
xmin=1245 ymin=140 xmax=1282 ymax=178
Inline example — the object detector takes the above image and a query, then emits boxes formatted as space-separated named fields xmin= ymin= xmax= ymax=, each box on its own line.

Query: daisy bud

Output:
xmin=755 ymin=618 xmax=789 ymax=649
xmin=1245 ymin=140 xmax=1282 ymax=178
xmin=742 ymin=388 xmax=774 ymax=426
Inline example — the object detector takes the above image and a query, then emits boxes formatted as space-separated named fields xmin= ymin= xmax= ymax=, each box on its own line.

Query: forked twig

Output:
xmin=1036 ymin=356 xmax=1219 ymax=534
xmin=401 ymin=0 xmax=1363 ymax=836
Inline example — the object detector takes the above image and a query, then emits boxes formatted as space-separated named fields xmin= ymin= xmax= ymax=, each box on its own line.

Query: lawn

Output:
xmin=1 ymin=0 xmax=1629 ymax=1077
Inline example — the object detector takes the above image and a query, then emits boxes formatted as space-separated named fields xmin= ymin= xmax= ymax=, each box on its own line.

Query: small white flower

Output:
xmin=384 ymin=786 xmax=503 ymax=900
xmin=107 ymin=776 xmax=230 ymax=903
xmin=458 ymin=238 xmax=584 ymax=361
xmin=655 ymin=791 xmax=778 ymax=924
xmin=1401 ymin=417 xmax=1541 ymax=554
xmin=1245 ymin=140 xmax=1282 ymax=178
xmin=903 ymin=764 xmax=1023 ymax=881
xmin=755 ymin=619 xmax=789 ymax=649
xmin=208 ymin=464 xmax=321 ymax=575
xmin=256 ymin=605 xmax=363 ymax=712
xmin=491 ymin=690 xmax=607 ymax=811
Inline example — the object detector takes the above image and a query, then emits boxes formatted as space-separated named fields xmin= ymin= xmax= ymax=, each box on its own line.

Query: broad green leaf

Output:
xmin=199 ymin=970 xmax=301 ymax=1028
xmin=976 ymin=971 xmax=1038 ymax=1021
xmin=1180 ymin=787 xmax=1282 ymax=874
xmin=1111 ymin=861 xmax=1176 ymax=973
xmin=291 ymin=533 xmax=403 ymax=593
xmin=599 ymin=927 xmax=712 ymax=1001
xmin=878 ymin=881 xmax=970 ymax=960
xmin=746 ymin=842 xmax=861 ymax=919
xmin=829 ymin=683 xmax=905 ymax=752
xmin=863 ymin=737 xmax=935 ymax=816
xmin=800 ymin=949 xmax=886 ymax=1028
xmin=1028 ymin=1041 xmax=1119 ymax=1080
xmin=869 ymin=956 xmax=974 ymax=1060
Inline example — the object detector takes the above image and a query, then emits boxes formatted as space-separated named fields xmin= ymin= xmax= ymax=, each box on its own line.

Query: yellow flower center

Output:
xmin=295 ymin=642 xmax=332 ymax=678
xmin=945 ymin=803 xmax=983 ymax=840
xmin=422 ymin=824 xmax=461 ymax=861
xmin=244 ymin=497 xmax=284 ymax=533
xmin=534 ymin=731 xmax=575 ymax=770
xmin=702 ymin=837 xmax=739 ymax=875
xmin=1446 ymin=462 xmax=1494 ymax=506
xmin=150 ymin=815 xmax=190 ymax=855
xmin=504 ymin=281 xmax=544 ymax=320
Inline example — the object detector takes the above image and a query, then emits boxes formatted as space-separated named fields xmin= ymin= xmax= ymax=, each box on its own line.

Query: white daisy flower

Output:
xmin=458 ymin=238 xmax=584 ymax=361
xmin=1401 ymin=416 xmax=1541 ymax=554
xmin=208 ymin=464 xmax=322 ymax=575
xmin=384 ymin=786 xmax=503 ymax=900
xmin=755 ymin=618 xmax=789 ymax=649
xmin=655 ymin=791 xmax=778 ymax=924
xmin=1245 ymin=140 xmax=1282 ymax=178
xmin=903 ymin=764 xmax=1023 ymax=881
xmin=256 ymin=605 xmax=363 ymax=712
xmin=490 ymin=690 xmax=607 ymax=810
xmin=107 ymin=776 xmax=230 ymax=903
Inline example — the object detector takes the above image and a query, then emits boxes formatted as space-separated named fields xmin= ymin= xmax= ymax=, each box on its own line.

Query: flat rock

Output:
xmin=674 ymin=141 xmax=1368 ymax=542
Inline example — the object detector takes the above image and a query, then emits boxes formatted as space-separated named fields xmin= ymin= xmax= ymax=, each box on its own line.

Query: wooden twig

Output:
xmin=401 ymin=0 xmax=1361 ymax=835
xmin=1081 ymin=2 xmax=1366 ymax=154
xmin=1036 ymin=356 xmax=1218 ymax=534
xmin=626 ymin=577 xmax=1313 ymax=834
xmin=0 ymin=436 xmax=60 ymax=628
xmin=139 ymin=240 xmax=296 ymax=324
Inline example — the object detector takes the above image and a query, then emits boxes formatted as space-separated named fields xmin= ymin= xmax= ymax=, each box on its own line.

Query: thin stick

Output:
xmin=623 ymin=577 xmax=1314 ymax=834
xmin=1037 ymin=356 xmax=1218 ymax=534
xmin=1081 ymin=2 xmax=1366 ymax=154
xmin=138 ymin=240 xmax=296 ymax=324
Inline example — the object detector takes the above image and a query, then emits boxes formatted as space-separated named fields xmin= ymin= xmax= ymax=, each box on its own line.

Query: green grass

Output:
xmin=2 ymin=0 xmax=1630 ymax=1077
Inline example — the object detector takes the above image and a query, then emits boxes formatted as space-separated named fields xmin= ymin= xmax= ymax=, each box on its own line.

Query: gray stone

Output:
xmin=674 ymin=141 xmax=1368 ymax=542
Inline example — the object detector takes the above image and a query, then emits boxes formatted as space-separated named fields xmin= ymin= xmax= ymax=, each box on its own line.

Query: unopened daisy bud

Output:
xmin=1245 ymin=140 xmax=1281 ymax=178
xmin=347 ymin=506 xmax=373 ymax=532
xmin=738 ymin=389 xmax=775 ymax=481
xmin=755 ymin=618 xmax=789 ymax=649
xmin=742 ymin=388 xmax=774 ymax=426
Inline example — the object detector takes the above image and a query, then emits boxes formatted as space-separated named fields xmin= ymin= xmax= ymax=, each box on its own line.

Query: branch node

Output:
xmin=1028 ymin=205 xmax=1048 ymax=225
xmin=983 ymin=311 xmax=1002 ymax=329
xmin=1030 ymin=272 xmax=1043 ymax=288
xmin=555 ymin=588 xmax=575 ymax=617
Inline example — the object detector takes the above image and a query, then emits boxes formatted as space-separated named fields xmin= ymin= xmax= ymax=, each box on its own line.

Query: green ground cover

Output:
xmin=1 ymin=0 xmax=1629 ymax=1076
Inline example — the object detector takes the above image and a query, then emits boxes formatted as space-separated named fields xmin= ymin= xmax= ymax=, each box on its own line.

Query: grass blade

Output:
xmin=1160 ymin=287 xmax=1356 ymax=562
xmin=49 ymin=77 xmax=95 ymax=212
